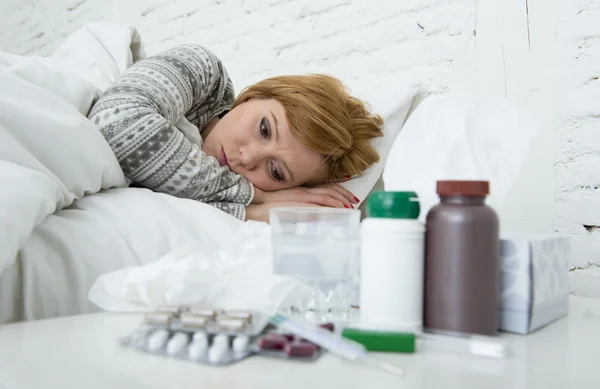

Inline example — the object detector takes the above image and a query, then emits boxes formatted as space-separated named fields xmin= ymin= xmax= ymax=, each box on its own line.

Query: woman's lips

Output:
xmin=217 ymin=147 xmax=229 ymax=168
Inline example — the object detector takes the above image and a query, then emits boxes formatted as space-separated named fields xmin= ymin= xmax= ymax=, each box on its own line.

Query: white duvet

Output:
xmin=0 ymin=23 xmax=249 ymax=323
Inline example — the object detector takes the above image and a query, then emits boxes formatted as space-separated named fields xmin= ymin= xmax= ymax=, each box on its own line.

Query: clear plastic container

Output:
xmin=270 ymin=208 xmax=361 ymax=323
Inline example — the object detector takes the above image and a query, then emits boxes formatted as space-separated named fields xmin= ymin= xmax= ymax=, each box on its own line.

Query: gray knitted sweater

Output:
xmin=88 ymin=44 xmax=253 ymax=220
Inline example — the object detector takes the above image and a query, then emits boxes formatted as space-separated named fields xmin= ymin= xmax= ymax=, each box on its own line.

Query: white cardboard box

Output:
xmin=498 ymin=234 xmax=570 ymax=334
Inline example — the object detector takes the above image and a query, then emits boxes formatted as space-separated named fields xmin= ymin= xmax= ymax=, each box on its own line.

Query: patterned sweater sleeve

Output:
xmin=88 ymin=44 xmax=253 ymax=220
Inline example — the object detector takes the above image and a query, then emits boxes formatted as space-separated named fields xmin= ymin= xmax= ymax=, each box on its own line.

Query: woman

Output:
xmin=89 ymin=44 xmax=383 ymax=222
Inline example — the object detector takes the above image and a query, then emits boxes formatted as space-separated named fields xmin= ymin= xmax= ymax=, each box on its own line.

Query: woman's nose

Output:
xmin=238 ymin=143 xmax=263 ymax=170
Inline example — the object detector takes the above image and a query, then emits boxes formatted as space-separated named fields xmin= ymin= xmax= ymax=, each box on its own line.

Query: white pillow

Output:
xmin=0 ymin=23 xmax=144 ymax=116
xmin=339 ymin=78 xmax=421 ymax=207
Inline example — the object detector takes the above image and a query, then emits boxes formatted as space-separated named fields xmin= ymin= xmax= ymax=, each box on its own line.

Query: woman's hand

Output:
xmin=246 ymin=202 xmax=321 ymax=222
xmin=252 ymin=186 xmax=267 ymax=205
xmin=252 ymin=184 xmax=359 ymax=209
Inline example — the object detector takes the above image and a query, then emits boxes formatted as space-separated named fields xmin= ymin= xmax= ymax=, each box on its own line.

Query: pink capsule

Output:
xmin=285 ymin=342 xmax=317 ymax=358
xmin=319 ymin=323 xmax=335 ymax=332
xmin=257 ymin=335 xmax=288 ymax=351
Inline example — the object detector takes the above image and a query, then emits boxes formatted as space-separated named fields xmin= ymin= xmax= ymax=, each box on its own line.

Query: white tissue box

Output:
xmin=498 ymin=234 xmax=570 ymax=334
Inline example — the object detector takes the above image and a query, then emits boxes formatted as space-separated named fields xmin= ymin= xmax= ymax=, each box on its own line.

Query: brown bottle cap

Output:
xmin=437 ymin=180 xmax=489 ymax=196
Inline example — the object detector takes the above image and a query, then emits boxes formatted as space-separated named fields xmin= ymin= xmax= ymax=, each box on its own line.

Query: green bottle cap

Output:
xmin=365 ymin=191 xmax=420 ymax=219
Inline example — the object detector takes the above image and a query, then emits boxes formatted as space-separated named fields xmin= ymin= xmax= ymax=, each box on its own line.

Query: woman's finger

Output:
xmin=308 ymin=193 xmax=347 ymax=209
xmin=306 ymin=187 xmax=352 ymax=208
xmin=314 ymin=184 xmax=358 ymax=204
xmin=331 ymin=184 xmax=359 ymax=204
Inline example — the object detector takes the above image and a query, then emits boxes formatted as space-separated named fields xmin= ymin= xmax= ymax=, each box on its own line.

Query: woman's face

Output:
xmin=201 ymin=99 xmax=325 ymax=191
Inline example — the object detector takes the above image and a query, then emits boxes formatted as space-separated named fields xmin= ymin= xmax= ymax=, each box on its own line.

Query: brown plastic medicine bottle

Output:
xmin=424 ymin=180 xmax=499 ymax=336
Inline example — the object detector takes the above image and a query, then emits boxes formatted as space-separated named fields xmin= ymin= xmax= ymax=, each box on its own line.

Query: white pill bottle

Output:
xmin=359 ymin=191 xmax=425 ymax=332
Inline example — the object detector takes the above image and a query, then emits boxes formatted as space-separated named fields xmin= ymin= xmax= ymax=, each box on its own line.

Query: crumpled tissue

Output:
xmin=88 ymin=221 xmax=311 ymax=314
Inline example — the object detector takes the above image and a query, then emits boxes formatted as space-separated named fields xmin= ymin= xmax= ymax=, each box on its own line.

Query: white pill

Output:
xmin=232 ymin=335 xmax=249 ymax=353
xmin=213 ymin=334 xmax=229 ymax=346
xmin=131 ymin=328 xmax=151 ymax=348
xmin=148 ymin=330 xmax=169 ymax=351
xmin=166 ymin=332 xmax=190 ymax=356
xmin=208 ymin=343 xmax=229 ymax=364
xmin=188 ymin=340 xmax=208 ymax=360
xmin=192 ymin=331 xmax=208 ymax=343
xmin=193 ymin=336 xmax=209 ymax=350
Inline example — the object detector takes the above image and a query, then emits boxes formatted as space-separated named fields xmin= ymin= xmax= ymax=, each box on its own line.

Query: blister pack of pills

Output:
xmin=119 ymin=306 xmax=331 ymax=366
xmin=119 ymin=306 xmax=268 ymax=366
xmin=144 ymin=306 xmax=269 ymax=336
xmin=251 ymin=322 xmax=334 ymax=361
xmin=121 ymin=327 xmax=257 ymax=365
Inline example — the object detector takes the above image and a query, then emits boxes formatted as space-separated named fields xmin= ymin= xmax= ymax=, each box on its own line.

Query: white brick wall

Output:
xmin=556 ymin=0 xmax=600 ymax=297
xmin=0 ymin=0 xmax=598 ymax=297
xmin=0 ymin=0 xmax=478 ymax=94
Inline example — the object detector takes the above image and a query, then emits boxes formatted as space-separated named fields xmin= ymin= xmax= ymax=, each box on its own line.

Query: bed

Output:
xmin=0 ymin=23 xmax=539 ymax=323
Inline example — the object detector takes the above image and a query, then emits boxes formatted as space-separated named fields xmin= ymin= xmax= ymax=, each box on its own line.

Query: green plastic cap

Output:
xmin=341 ymin=328 xmax=416 ymax=353
xmin=365 ymin=191 xmax=420 ymax=219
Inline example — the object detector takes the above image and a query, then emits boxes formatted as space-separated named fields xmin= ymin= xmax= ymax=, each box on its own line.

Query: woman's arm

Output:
xmin=88 ymin=44 xmax=253 ymax=220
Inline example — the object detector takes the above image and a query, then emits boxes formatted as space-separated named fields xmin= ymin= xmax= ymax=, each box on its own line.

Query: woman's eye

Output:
xmin=260 ymin=117 xmax=269 ymax=138
xmin=270 ymin=163 xmax=284 ymax=182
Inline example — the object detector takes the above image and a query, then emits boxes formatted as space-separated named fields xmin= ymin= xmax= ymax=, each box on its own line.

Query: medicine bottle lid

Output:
xmin=437 ymin=180 xmax=489 ymax=196
xmin=366 ymin=191 xmax=420 ymax=219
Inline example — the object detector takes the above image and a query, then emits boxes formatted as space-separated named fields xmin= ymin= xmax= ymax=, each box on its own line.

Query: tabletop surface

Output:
xmin=1 ymin=296 xmax=600 ymax=389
